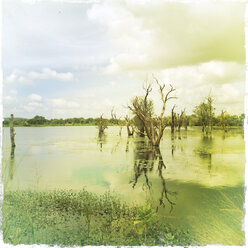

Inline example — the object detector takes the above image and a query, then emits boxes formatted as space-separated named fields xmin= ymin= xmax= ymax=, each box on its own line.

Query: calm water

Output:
xmin=1 ymin=126 xmax=245 ymax=245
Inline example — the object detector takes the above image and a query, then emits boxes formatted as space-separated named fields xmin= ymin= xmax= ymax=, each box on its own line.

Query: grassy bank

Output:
xmin=2 ymin=189 xmax=195 ymax=246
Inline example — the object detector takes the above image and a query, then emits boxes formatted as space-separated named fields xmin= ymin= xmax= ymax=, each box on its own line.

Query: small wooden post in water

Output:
xmin=10 ymin=114 xmax=16 ymax=147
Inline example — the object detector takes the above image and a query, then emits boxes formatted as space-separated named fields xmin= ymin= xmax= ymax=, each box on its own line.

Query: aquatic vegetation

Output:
xmin=133 ymin=204 xmax=157 ymax=242
xmin=2 ymin=189 xmax=194 ymax=246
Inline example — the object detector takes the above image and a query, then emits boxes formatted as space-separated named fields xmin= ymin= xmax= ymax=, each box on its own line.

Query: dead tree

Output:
xmin=207 ymin=96 xmax=214 ymax=134
xmin=171 ymin=105 xmax=176 ymax=134
xmin=97 ymin=114 xmax=107 ymax=136
xmin=10 ymin=114 xmax=16 ymax=147
xmin=220 ymin=110 xmax=227 ymax=132
xmin=177 ymin=109 xmax=185 ymax=132
xmin=131 ymin=82 xmax=153 ymax=137
xmin=129 ymin=76 xmax=176 ymax=147
xmin=111 ymin=107 xmax=123 ymax=136
xmin=125 ymin=115 xmax=134 ymax=136
xmin=184 ymin=114 xmax=189 ymax=131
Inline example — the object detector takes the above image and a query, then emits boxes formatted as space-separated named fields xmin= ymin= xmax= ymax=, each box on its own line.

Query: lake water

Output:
xmin=1 ymin=126 xmax=245 ymax=245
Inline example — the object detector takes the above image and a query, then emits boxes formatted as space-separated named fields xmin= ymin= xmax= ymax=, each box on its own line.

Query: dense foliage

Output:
xmin=189 ymin=113 xmax=244 ymax=127
xmin=3 ymin=113 xmax=244 ymax=127
xmin=3 ymin=116 xmax=125 ymax=127
xmin=2 ymin=189 xmax=195 ymax=246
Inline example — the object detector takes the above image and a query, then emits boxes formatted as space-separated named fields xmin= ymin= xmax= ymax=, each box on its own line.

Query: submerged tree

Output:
xmin=111 ymin=107 xmax=123 ymax=136
xmin=177 ymin=109 xmax=185 ymax=132
xmin=97 ymin=114 xmax=108 ymax=136
xmin=130 ymin=83 xmax=154 ymax=137
xmin=194 ymin=102 xmax=208 ymax=133
xmin=125 ymin=115 xmax=134 ymax=136
xmin=129 ymin=76 xmax=176 ymax=146
xmin=194 ymin=95 xmax=215 ymax=135
xmin=220 ymin=110 xmax=228 ymax=132
xmin=183 ymin=114 xmax=189 ymax=131
xmin=10 ymin=114 xmax=16 ymax=148
xmin=171 ymin=105 xmax=176 ymax=134
xmin=206 ymin=96 xmax=214 ymax=134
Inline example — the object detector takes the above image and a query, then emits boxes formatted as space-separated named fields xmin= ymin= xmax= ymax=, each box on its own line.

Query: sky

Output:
xmin=1 ymin=0 xmax=246 ymax=119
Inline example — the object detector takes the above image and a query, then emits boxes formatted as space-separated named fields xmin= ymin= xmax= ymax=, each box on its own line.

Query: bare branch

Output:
xmin=128 ymin=76 xmax=177 ymax=146
xmin=143 ymin=81 xmax=152 ymax=105
xmin=164 ymin=85 xmax=176 ymax=102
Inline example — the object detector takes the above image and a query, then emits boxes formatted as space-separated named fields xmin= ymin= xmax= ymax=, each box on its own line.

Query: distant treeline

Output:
xmin=2 ymin=115 xmax=126 ymax=127
xmin=3 ymin=113 xmax=244 ymax=127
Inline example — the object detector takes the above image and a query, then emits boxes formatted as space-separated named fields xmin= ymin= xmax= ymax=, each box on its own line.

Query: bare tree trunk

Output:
xmin=221 ymin=110 xmax=227 ymax=132
xmin=119 ymin=126 xmax=123 ymax=136
xmin=127 ymin=125 xmax=134 ymax=136
xmin=125 ymin=115 xmax=134 ymax=136
xmin=111 ymin=107 xmax=123 ymax=136
xmin=98 ymin=114 xmax=107 ymax=136
xmin=10 ymin=114 xmax=16 ymax=147
xmin=171 ymin=105 xmax=176 ymax=133
xmin=184 ymin=118 xmax=188 ymax=131
xmin=177 ymin=110 xmax=185 ymax=132
xmin=139 ymin=126 xmax=145 ymax=137
xmin=207 ymin=96 xmax=214 ymax=135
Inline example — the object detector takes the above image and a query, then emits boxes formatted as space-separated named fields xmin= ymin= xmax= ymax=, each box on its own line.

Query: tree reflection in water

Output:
xmin=97 ymin=133 xmax=107 ymax=152
xmin=129 ymin=139 xmax=177 ymax=212
xmin=125 ymin=137 xmax=132 ymax=153
xmin=170 ymin=132 xmax=186 ymax=158
xmin=2 ymin=146 xmax=16 ymax=190
xmin=194 ymin=135 xmax=213 ymax=174
xmin=9 ymin=146 xmax=16 ymax=181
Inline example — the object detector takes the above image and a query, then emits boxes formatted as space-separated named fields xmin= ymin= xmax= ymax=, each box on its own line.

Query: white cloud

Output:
xmin=23 ymin=101 xmax=44 ymax=112
xmin=3 ymin=96 xmax=16 ymax=104
xmin=215 ymin=84 xmax=243 ymax=105
xmin=67 ymin=101 xmax=80 ymax=108
xmin=5 ymin=68 xmax=74 ymax=84
xmin=28 ymin=68 xmax=74 ymax=81
xmin=28 ymin=93 xmax=43 ymax=101
xmin=157 ymin=61 xmax=245 ymax=88
xmin=3 ymin=1 xmax=245 ymax=118
xmin=134 ymin=61 xmax=245 ymax=115
xmin=21 ymin=98 xmax=80 ymax=117
xmin=10 ymin=90 xmax=18 ymax=95
xmin=21 ymin=0 xmax=37 ymax=4
xmin=88 ymin=1 xmax=245 ymax=72
xmin=48 ymin=98 xmax=80 ymax=108
xmin=108 ymin=81 xmax=117 ymax=87
xmin=28 ymin=101 xmax=43 ymax=107
xmin=81 ymin=91 xmax=96 ymax=98
xmin=22 ymin=0 xmax=101 ymax=3
xmin=23 ymin=106 xmax=35 ymax=113
xmin=103 ymin=98 xmax=113 ymax=107
xmin=46 ymin=98 xmax=81 ymax=118
xmin=5 ymin=69 xmax=33 ymax=85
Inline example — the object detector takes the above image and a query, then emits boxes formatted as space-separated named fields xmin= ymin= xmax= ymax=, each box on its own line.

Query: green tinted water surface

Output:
xmin=1 ymin=126 xmax=245 ymax=245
